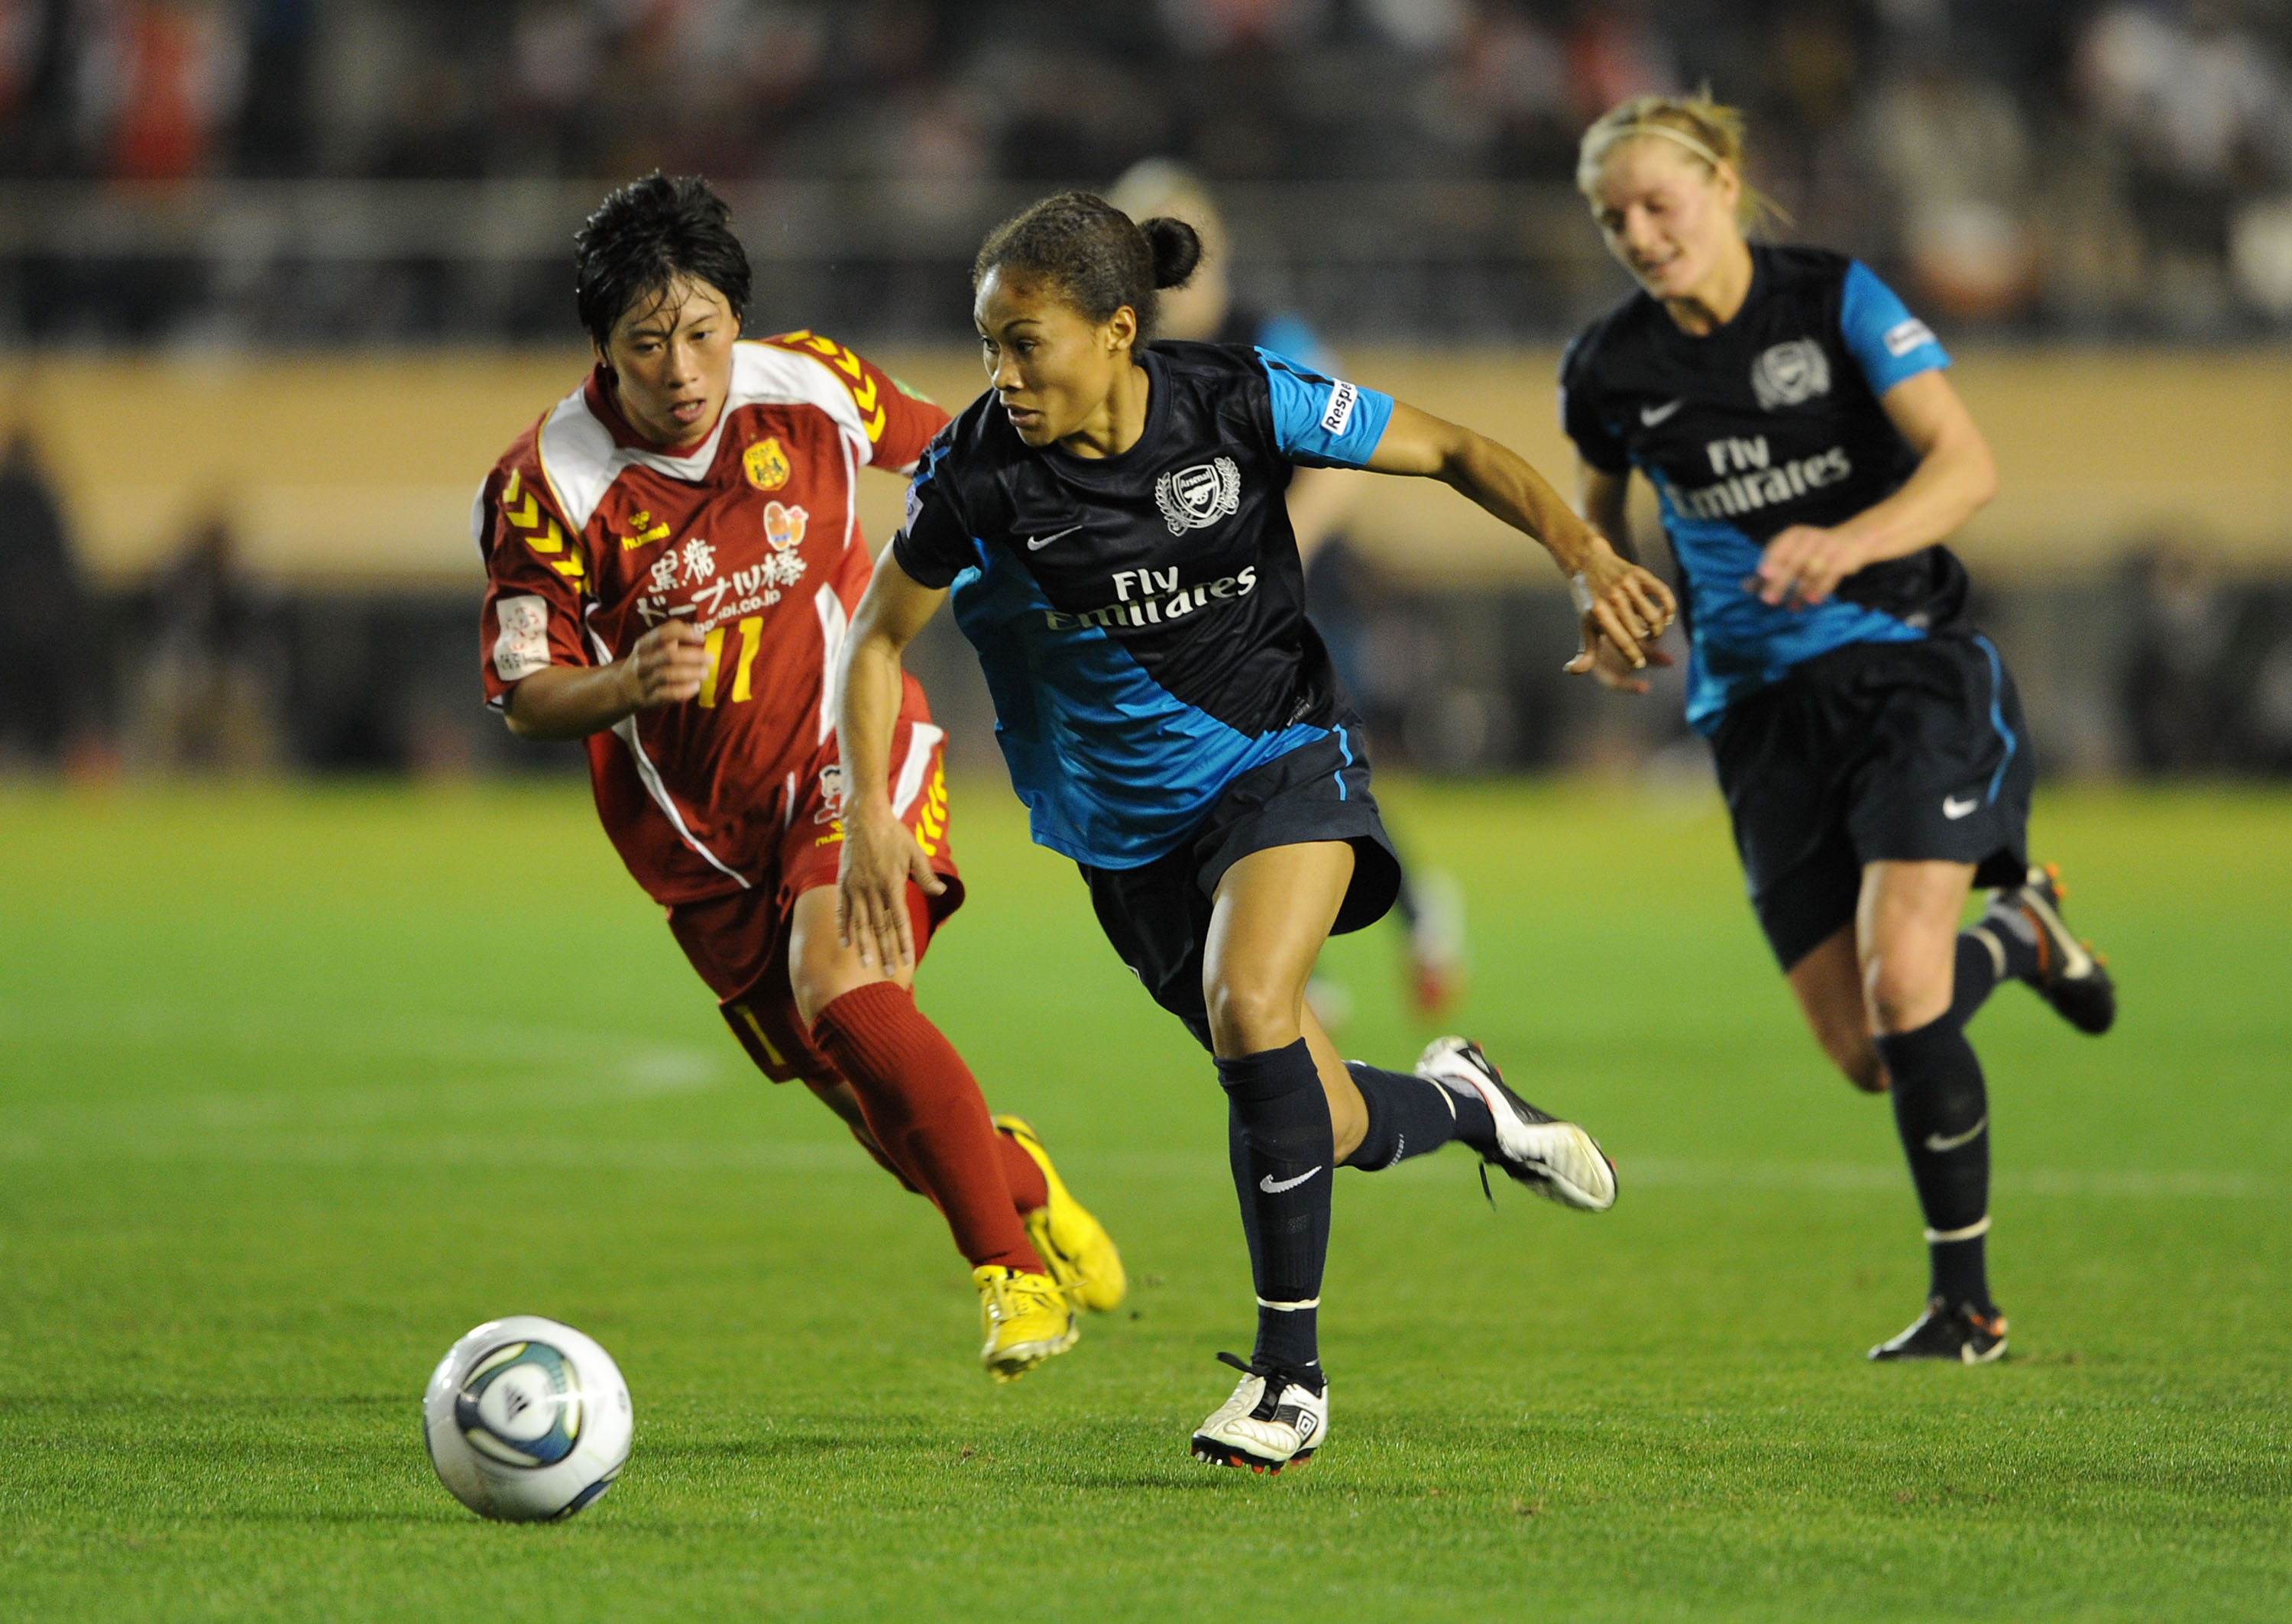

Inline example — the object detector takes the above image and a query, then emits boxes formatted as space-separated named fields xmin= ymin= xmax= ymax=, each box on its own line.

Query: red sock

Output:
xmin=811 ymin=982 xmax=1045 ymax=1275
xmin=999 ymin=1129 xmax=1049 ymax=1213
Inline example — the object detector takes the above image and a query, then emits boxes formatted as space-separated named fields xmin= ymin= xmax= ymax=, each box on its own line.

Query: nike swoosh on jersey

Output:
xmin=1640 ymin=399 xmax=1686 ymax=426
xmin=1258 ymin=1166 xmax=1323 ymax=1195
xmin=1925 ymin=1117 xmax=1986 ymax=1153
xmin=1026 ymin=525 xmax=1083 ymax=551
xmin=1944 ymin=795 xmax=1980 ymax=820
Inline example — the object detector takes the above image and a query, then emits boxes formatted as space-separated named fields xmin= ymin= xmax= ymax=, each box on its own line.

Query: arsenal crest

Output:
xmin=1154 ymin=456 xmax=1242 ymax=535
xmin=1750 ymin=340 xmax=1831 ymax=410
xmin=744 ymin=437 xmax=792 ymax=490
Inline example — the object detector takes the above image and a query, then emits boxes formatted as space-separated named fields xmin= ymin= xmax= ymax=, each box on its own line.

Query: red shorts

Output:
xmin=665 ymin=706 xmax=963 ymax=1082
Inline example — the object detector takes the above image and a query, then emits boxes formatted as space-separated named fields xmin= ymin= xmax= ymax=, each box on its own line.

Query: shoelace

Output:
xmin=1213 ymin=1351 xmax=1320 ymax=1419
xmin=986 ymin=1273 xmax=1050 ymax=1324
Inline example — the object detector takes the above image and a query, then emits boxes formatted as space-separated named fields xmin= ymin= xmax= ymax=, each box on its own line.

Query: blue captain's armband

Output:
xmin=1258 ymin=349 xmax=1395 ymax=469
xmin=1840 ymin=260 xmax=1950 ymax=397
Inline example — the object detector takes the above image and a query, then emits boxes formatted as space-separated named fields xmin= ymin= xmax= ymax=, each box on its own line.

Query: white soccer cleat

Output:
xmin=1415 ymin=1035 xmax=1617 ymax=1212
xmin=1189 ymin=1354 xmax=1328 ymax=1474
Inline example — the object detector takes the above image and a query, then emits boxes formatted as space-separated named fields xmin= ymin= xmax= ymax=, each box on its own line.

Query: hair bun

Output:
xmin=1141 ymin=216 xmax=1203 ymax=291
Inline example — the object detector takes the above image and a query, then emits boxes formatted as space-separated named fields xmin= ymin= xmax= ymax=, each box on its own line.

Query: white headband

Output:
xmin=1611 ymin=121 xmax=1729 ymax=173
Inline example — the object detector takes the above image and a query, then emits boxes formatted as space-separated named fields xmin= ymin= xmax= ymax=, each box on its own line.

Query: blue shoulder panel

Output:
xmin=1254 ymin=312 xmax=1341 ymax=379
xmin=1839 ymin=260 xmax=1950 ymax=398
xmin=1258 ymin=349 xmax=1394 ymax=470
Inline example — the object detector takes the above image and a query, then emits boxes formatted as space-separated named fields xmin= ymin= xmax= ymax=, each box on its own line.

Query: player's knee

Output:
xmin=1203 ymin=975 xmax=1300 ymax=1056
xmin=1863 ymin=954 xmax=1949 ymax=1036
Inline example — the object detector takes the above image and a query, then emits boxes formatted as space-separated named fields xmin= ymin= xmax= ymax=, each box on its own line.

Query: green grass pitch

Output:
xmin=1 ymin=777 xmax=2285 ymax=1620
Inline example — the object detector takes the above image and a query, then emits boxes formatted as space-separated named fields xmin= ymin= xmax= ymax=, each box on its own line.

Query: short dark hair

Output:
xmin=573 ymin=174 xmax=753 ymax=349
xmin=973 ymin=191 xmax=1202 ymax=345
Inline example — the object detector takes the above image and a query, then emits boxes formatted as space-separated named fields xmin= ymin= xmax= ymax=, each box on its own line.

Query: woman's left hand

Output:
xmin=1753 ymin=524 xmax=1869 ymax=608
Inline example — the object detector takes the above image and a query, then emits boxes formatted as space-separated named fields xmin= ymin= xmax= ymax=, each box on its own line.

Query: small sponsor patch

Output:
xmin=1319 ymin=380 xmax=1358 ymax=436
xmin=492 ymin=595 xmax=551 ymax=681
xmin=1883 ymin=317 xmax=1937 ymax=357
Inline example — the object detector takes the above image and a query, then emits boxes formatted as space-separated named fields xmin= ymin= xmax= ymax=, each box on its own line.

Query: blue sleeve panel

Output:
xmin=1258 ymin=349 xmax=1395 ymax=469
xmin=1839 ymin=260 xmax=1950 ymax=398
xmin=1254 ymin=312 xmax=1342 ymax=380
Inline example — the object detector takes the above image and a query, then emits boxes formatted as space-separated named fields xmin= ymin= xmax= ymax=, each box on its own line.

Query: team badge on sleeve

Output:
xmin=1752 ymin=340 xmax=1832 ymax=409
xmin=744 ymin=438 xmax=792 ymax=490
xmin=493 ymin=595 xmax=552 ymax=681
xmin=1154 ymin=457 xmax=1242 ymax=535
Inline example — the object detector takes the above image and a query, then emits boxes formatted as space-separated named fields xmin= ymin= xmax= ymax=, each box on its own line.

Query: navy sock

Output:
xmin=1874 ymin=1015 xmax=1994 ymax=1312
xmin=1954 ymin=921 xmax=2037 ymax=1024
xmin=1216 ymin=1040 xmax=1333 ymax=1371
xmin=1342 ymin=1061 xmax=1496 ymax=1168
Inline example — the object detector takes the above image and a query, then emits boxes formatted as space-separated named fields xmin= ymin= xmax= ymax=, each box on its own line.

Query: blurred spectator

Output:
xmin=0 ymin=0 xmax=2287 ymax=340
xmin=0 ymin=429 xmax=90 ymax=767
xmin=83 ymin=0 xmax=247 ymax=180
xmin=1159 ymin=0 xmax=1327 ymax=57
xmin=1412 ymin=2 xmax=1573 ymax=177
xmin=1863 ymin=47 xmax=2037 ymax=317
xmin=1564 ymin=1 xmax=1676 ymax=128
xmin=2079 ymin=0 xmax=2292 ymax=325
xmin=128 ymin=511 xmax=280 ymax=774
xmin=2118 ymin=535 xmax=2235 ymax=775
xmin=233 ymin=0 xmax=315 ymax=175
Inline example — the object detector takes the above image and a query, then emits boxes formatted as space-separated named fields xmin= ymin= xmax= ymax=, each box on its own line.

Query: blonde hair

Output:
xmin=1576 ymin=91 xmax=1789 ymax=233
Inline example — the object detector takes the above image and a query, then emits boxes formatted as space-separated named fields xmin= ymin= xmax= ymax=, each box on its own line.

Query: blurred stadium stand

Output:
xmin=0 ymin=0 xmax=2288 ymax=777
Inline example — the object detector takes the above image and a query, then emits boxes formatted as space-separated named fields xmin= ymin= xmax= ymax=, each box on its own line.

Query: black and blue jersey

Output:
xmin=892 ymin=341 xmax=1394 ymax=869
xmin=1560 ymin=244 xmax=1963 ymax=734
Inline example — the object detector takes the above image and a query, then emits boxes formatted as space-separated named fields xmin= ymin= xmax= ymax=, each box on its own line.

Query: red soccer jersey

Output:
xmin=477 ymin=333 xmax=950 ymax=905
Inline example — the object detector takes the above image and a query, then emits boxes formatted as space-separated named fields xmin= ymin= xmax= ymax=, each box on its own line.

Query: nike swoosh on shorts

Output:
xmin=1944 ymin=796 xmax=1980 ymax=820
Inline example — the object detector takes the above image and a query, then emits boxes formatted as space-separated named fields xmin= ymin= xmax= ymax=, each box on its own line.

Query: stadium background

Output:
xmin=1 ymin=5 xmax=2288 ymax=1618
xmin=1 ymin=0 xmax=2289 ymax=782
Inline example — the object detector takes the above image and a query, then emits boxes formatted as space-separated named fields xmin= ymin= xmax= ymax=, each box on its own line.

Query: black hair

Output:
xmin=972 ymin=191 xmax=1202 ymax=345
xmin=572 ymin=173 xmax=753 ymax=350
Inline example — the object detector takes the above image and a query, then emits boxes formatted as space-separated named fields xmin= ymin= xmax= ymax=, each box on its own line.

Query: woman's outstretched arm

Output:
xmin=1367 ymin=402 xmax=1677 ymax=670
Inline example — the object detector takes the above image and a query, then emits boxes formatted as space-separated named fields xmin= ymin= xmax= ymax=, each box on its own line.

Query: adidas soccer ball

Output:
xmin=423 ymin=1316 xmax=632 ymax=1522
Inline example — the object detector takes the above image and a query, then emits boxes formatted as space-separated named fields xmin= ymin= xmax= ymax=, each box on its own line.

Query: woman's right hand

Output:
xmin=837 ymin=801 xmax=944 ymax=969
xmin=618 ymin=620 xmax=711 ymax=711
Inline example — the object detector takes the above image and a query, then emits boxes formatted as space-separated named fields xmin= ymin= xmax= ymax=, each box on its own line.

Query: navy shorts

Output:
xmin=1711 ymin=634 xmax=2035 ymax=971
xmin=1080 ymin=730 xmax=1401 ymax=1050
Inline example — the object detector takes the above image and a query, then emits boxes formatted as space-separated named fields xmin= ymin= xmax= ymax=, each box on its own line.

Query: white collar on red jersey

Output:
xmin=536 ymin=340 xmax=875 ymax=532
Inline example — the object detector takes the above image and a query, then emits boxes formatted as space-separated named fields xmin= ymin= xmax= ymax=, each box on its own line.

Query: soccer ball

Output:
xmin=423 ymin=1316 xmax=632 ymax=1522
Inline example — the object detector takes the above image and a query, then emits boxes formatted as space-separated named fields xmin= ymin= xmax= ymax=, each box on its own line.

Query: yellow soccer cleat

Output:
xmin=974 ymin=1265 xmax=1078 ymax=1384
xmin=995 ymin=1114 xmax=1128 ymax=1313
